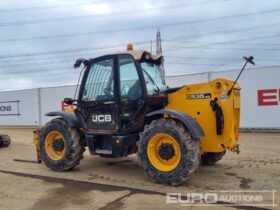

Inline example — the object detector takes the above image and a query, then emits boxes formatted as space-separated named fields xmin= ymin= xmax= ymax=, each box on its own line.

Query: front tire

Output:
xmin=40 ymin=118 xmax=85 ymax=172
xmin=138 ymin=119 xmax=200 ymax=186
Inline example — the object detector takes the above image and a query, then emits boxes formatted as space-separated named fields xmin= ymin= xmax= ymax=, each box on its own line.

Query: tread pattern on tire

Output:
xmin=40 ymin=118 xmax=85 ymax=172
xmin=137 ymin=118 xmax=201 ymax=186
xmin=0 ymin=135 xmax=11 ymax=148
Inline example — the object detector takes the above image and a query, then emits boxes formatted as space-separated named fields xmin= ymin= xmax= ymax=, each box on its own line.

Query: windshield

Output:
xmin=140 ymin=62 xmax=167 ymax=95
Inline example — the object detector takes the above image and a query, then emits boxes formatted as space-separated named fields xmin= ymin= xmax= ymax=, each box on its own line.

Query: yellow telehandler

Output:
xmin=33 ymin=45 xmax=254 ymax=185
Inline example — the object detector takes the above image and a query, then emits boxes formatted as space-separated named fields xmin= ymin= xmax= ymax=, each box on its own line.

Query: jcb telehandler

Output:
xmin=34 ymin=45 xmax=254 ymax=185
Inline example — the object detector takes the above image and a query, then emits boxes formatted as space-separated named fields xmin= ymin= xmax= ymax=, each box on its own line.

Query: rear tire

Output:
xmin=201 ymin=151 xmax=226 ymax=165
xmin=138 ymin=118 xmax=200 ymax=186
xmin=0 ymin=135 xmax=11 ymax=148
xmin=40 ymin=118 xmax=85 ymax=172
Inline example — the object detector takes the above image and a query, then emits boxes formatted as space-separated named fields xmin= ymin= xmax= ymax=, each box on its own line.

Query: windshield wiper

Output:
xmin=142 ymin=68 xmax=160 ymax=92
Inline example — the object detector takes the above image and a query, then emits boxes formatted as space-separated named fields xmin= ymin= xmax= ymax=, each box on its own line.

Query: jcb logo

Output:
xmin=92 ymin=114 xmax=112 ymax=123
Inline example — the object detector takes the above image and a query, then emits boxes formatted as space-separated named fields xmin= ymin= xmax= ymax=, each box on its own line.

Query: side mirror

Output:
xmin=64 ymin=98 xmax=74 ymax=105
xmin=74 ymin=58 xmax=87 ymax=69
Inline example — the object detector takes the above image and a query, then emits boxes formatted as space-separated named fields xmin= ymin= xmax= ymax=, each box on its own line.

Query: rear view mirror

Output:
xmin=64 ymin=98 xmax=74 ymax=105
xmin=74 ymin=58 xmax=87 ymax=69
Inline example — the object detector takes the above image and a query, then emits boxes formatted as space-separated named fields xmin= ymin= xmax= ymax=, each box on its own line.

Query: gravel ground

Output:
xmin=0 ymin=128 xmax=279 ymax=210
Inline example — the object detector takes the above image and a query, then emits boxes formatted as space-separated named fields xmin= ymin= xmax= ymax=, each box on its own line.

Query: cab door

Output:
xmin=76 ymin=56 xmax=119 ymax=134
xmin=118 ymin=55 xmax=146 ymax=133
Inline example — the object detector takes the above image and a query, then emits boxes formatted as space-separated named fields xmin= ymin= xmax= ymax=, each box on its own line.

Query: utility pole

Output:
xmin=156 ymin=28 xmax=165 ymax=76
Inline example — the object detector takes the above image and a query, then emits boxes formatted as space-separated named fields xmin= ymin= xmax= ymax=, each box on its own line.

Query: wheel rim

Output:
xmin=147 ymin=133 xmax=181 ymax=172
xmin=45 ymin=131 xmax=66 ymax=160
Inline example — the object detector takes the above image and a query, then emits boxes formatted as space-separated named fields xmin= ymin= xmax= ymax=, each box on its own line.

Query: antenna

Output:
xmin=227 ymin=56 xmax=255 ymax=96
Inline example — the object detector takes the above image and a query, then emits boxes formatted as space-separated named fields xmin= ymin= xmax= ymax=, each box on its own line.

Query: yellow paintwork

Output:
xmin=147 ymin=133 xmax=181 ymax=172
xmin=33 ymin=130 xmax=40 ymax=146
xmin=65 ymin=107 xmax=75 ymax=113
xmin=166 ymin=78 xmax=240 ymax=153
xmin=33 ymin=129 xmax=42 ymax=163
xmin=44 ymin=131 xmax=66 ymax=160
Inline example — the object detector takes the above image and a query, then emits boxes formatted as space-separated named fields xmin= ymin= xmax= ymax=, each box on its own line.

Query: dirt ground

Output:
xmin=0 ymin=128 xmax=279 ymax=210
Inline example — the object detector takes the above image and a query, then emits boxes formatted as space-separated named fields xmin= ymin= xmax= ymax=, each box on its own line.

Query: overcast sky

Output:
xmin=0 ymin=0 xmax=279 ymax=90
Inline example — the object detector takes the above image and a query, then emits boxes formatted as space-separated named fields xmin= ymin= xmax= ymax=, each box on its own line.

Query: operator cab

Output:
xmin=75 ymin=46 xmax=168 ymax=136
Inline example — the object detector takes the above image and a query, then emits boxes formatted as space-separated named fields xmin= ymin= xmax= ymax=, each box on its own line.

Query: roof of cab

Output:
xmin=111 ymin=50 xmax=163 ymax=62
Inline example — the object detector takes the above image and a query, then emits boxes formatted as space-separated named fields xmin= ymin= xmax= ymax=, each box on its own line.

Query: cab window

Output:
xmin=82 ymin=59 xmax=114 ymax=101
xmin=119 ymin=55 xmax=143 ymax=100
xmin=141 ymin=62 xmax=167 ymax=95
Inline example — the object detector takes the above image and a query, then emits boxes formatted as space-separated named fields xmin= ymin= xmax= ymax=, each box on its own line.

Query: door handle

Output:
xmin=104 ymin=101 xmax=115 ymax=105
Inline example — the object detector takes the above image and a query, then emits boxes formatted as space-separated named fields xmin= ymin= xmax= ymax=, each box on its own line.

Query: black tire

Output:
xmin=137 ymin=118 xmax=201 ymax=186
xmin=40 ymin=118 xmax=85 ymax=172
xmin=0 ymin=135 xmax=11 ymax=148
xmin=201 ymin=151 xmax=226 ymax=165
